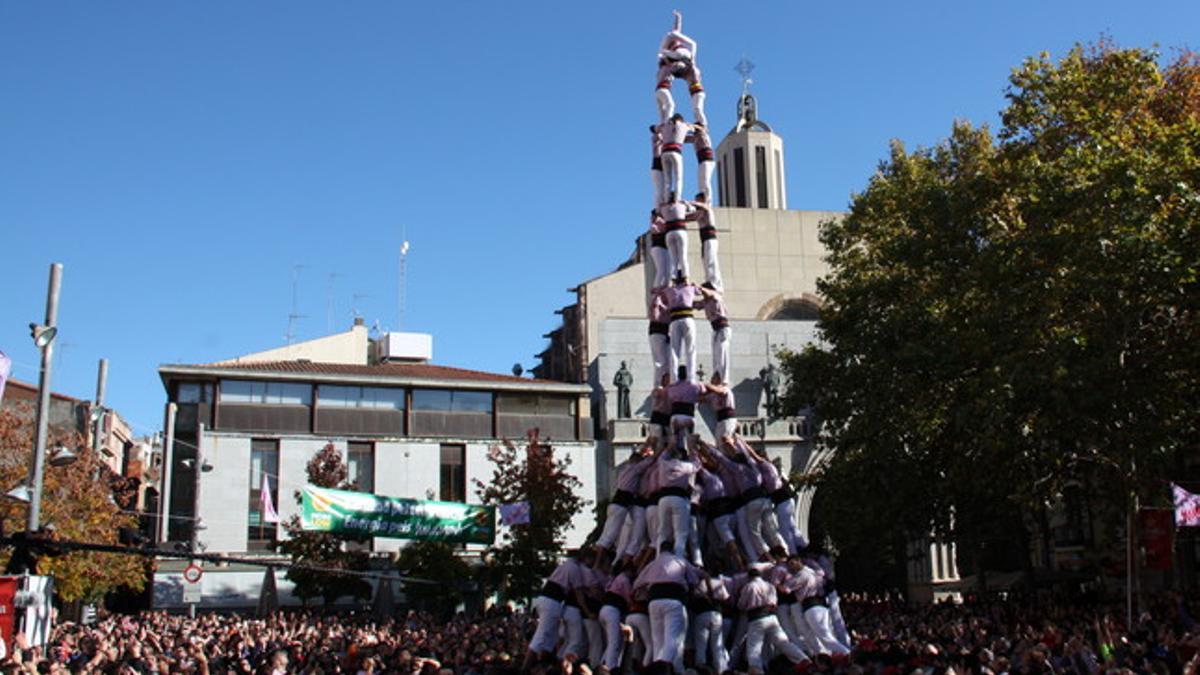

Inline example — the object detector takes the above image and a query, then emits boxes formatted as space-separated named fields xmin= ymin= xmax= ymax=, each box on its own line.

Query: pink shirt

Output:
xmin=648 ymin=292 xmax=669 ymax=323
xmin=714 ymin=450 xmax=762 ymax=494
xmin=616 ymin=456 xmax=653 ymax=493
xmin=705 ymin=388 xmax=735 ymax=412
xmin=657 ymin=455 xmax=698 ymax=491
xmin=633 ymin=551 xmax=701 ymax=590
xmin=786 ymin=565 xmax=825 ymax=601
xmin=703 ymin=293 xmax=728 ymax=322
xmin=696 ymin=467 xmax=726 ymax=503
xmin=659 ymin=119 xmax=690 ymax=147
xmin=757 ymin=458 xmax=783 ymax=493
xmin=639 ymin=455 xmax=662 ymax=498
xmin=548 ymin=558 xmax=584 ymax=591
xmin=605 ymin=573 xmax=634 ymax=603
xmin=658 ymin=201 xmax=690 ymax=226
xmin=737 ymin=577 xmax=778 ymax=611
xmin=667 ymin=380 xmax=706 ymax=407
xmin=662 ymin=283 xmax=700 ymax=312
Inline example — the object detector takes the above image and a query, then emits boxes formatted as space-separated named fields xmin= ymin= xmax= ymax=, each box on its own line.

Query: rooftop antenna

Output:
xmin=326 ymin=272 xmax=343 ymax=333
xmin=285 ymin=264 xmax=309 ymax=345
xmin=351 ymin=292 xmax=371 ymax=319
xmin=398 ymin=232 xmax=410 ymax=332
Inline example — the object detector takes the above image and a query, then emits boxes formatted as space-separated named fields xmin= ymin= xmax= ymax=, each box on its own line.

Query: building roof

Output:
xmin=158 ymin=360 xmax=590 ymax=394
xmin=2 ymin=378 xmax=84 ymax=404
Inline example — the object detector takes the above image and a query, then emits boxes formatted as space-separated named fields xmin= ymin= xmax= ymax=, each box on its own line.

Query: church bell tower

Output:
xmin=716 ymin=58 xmax=787 ymax=209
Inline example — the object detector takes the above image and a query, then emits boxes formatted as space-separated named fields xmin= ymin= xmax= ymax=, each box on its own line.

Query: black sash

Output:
xmin=802 ymin=595 xmax=829 ymax=610
xmin=648 ymin=583 xmax=688 ymax=602
xmin=612 ymin=489 xmax=635 ymax=507
xmin=540 ymin=581 xmax=566 ymax=602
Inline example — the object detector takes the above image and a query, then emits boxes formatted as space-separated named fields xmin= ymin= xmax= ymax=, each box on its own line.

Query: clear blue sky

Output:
xmin=1 ymin=1 xmax=1196 ymax=437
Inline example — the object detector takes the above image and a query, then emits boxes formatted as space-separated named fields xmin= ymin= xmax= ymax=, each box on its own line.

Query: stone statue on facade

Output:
xmin=760 ymin=362 xmax=780 ymax=417
xmin=613 ymin=361 xmax=634 ymax=418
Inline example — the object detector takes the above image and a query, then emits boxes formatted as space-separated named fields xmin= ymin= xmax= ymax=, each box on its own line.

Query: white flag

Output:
xmin=0 ymin=351 xmax=10 ymax=404
xmin=498 ymin=501 xmax=531 ymax=526
xmin=261 ymin=473 xmax=280 ymax=524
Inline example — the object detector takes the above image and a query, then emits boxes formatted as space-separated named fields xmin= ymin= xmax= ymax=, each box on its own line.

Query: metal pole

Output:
xmin=27 ymin=263 xmax=62 ymax=533
xmin=158 ymin=403 xmax=177 ymax=544
xmin=92 ymin=358 xmax=108 ymax=454
xmin=190 ymin=422 xmax=205 ymax=618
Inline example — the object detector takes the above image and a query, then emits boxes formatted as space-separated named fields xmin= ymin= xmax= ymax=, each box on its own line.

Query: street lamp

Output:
xmin=27 ymin=263 xmax=63 ymax=533
xmin=48 ymin=445 xmax=78 ymax=468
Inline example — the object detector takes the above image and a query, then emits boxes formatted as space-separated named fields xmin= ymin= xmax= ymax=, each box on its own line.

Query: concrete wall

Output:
xmin=194 ymin=431 xmax=600 ymax=555
xmin=223 ymin=324 xmax=370 ymax=365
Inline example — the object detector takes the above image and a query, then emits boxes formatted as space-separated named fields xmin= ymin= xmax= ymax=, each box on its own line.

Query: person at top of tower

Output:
xmin=655 ymin=10 xmax=707 ymax=127
xmin=658 ymin=114 xmax=692 ymax=205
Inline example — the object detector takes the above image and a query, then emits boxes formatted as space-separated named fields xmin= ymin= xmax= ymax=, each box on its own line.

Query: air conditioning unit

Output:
xmin=377 ymin=333 xmax=433 ymax=363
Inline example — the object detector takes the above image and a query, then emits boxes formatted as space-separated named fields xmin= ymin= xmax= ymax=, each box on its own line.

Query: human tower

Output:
xmin=525 ymin=13 xmax=852 ymax=675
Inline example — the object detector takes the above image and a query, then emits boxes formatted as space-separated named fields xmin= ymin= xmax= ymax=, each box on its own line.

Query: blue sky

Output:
xmin=1 ymin=1 xmax=1196 ymax=436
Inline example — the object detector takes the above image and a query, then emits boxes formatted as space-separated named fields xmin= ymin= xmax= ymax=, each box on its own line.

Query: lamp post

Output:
xmin=27 ymin=263 xmax=63 ymax=533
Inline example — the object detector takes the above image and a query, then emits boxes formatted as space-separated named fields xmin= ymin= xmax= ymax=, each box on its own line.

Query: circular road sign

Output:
xmin=182 ymin=564 xmax=204 ymax=584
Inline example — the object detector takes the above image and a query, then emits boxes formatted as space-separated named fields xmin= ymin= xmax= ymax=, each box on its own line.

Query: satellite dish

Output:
xmin=512 ymin=363 xmax=524 ymax=377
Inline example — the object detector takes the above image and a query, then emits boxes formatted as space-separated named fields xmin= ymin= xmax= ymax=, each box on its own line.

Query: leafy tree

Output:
xmin=276 ymin=443 xmax=371 ymax=605
xmin=394 ymin=540 xmax=470 ymax=616
xmin=474 ymin=430 xmax=587 ymax=605
xmin=782 ymin=43 xmax=1200 ymax=588
xmin=0 ymin=403 xmax=145 ymax=602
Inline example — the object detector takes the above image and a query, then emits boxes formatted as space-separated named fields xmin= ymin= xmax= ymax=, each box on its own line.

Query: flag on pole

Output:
xmin=498 ymin=501 xmax=531 ymax=526
xmin=261 ymin=473 xmax=280 ymax=524
xmin=1173 ymin=483 xmax=1200 ymax=527
xmin=0 ymin=351 xmax=10 ymax=404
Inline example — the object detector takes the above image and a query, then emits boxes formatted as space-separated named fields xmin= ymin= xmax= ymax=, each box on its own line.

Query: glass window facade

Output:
xmin=221 ymin=380 xmax=312 ymax=406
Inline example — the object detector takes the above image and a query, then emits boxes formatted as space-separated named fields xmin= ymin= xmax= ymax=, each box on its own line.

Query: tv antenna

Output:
xmin=351 ymin=292 xmax=371 ymax=319
xmin=398 ymin=233 xmax=410 ymax=332
xmin=326 ymin=272 xmax=343 ymax=332
xmin=284 ymin=264 xmax=308 ymax=345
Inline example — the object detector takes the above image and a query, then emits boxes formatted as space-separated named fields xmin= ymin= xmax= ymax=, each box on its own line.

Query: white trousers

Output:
xmin=701 ymin=235 xmax=722 ymax=291
xmin=692 ymin=610 xmax=727 ymax=673
xmin=803 ymin=605 xmax=850 ymax=655
xmin=666 ymin=229 xmax=689 ymax=280
xmin=775 ymin=498 xmax=801 ymax=555
xmin=697 ymin=159 xmax=714 ymax=201
xmin=628 ymin=612 xmax=653 ymax=667
xmin=668 ymin=317 xmax=696 ymax=381
xmin=662 ymin=151 xmax=684 ymax=201
xmin=691 ymin=90 xmax=707 ymax=127
xmin=715 ymin=417 xmax=739 ymax=441
xmin=618 ymin=505 xmax=647 ymax=559
xmin=584 ymin=616 xmax=604 ymax=666
xmin=649 ymin=332 xmax=670 ymax=387
xmin=599 ymin=605 xmax=626 ymax=670
xmin=745 ymin=615 xmax=807 ymax=672
xmin=738 ymin=497 xmax=781 ymax=560
xmin=560 ymin=605 xmax=586 ymax=658
xmin=712 ymin=512 xmax=737 ymax=544
xmin=829 ymin=590 xmax=851 ymax=647
xmin=597 ymin=502 xmax=630 ymax=551
xmin=645 ymin=503 xmax=660 ymax=553
xmin=711 ymin=325 xmax=731 ymax=383
xmin=651 ymin=167 xmax=665 ymax=207
xmin=688 ymin=513 xmax=705 ymax=567
xmin=656 ymin=87 xmax=674 ymax=124
xmin=788 ymin=602 xmax=821 ymax=655
xmin=530 ymin=596 xmax=564 ymax=654
xmin=650 ymin=242 xmax=671 ymax=290
xmin=655 ymin=494 xmax=690 ymax=558
xmin=649 ymin=598 xmax=687 ymax=673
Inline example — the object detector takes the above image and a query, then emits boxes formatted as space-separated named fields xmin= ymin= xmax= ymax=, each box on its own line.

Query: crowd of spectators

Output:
xmin=1 ymin=591 xmax=1197 ymax=674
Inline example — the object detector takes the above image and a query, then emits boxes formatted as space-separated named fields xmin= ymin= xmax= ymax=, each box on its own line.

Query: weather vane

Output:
xmin=735 ymin=55 xmax=755 ymax=96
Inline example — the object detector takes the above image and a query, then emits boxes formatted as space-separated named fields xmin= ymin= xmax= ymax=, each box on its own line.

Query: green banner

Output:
xmin=300 ymin=485 xmax=495 ymax=544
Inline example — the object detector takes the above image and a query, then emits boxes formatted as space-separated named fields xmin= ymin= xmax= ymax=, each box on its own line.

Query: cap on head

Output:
xmin=677 ymin=365 xmax=687 ymax=381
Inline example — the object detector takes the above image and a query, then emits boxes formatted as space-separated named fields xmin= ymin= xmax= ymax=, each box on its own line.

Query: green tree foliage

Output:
xmin=473 ymin=430 xmax=587 ymax=605
xmin=394 ymin=540 xmax=470 ymax=616
xmin=277 ymin=443 xmax=371 ymax=605
xmin=782 ymin=43 xmax=1200 ymax=583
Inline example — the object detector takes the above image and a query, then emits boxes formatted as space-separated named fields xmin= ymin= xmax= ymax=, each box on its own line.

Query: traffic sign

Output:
xmin=182 ymin=564 xmax=203 ymax=584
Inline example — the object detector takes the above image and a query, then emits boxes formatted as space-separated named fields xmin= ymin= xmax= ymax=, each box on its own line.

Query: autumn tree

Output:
xmin=0 ymin=402 xmax=145 ymax=602
xmin=394 ymin=540 xmax=471 ymax=616
xmin=276 ymin=443 xmax=371 ymax=605
xmin=474 ymin=430 xmax=587 ymax=604
xmin=781 ymin=43 xmax=1200 ymax=587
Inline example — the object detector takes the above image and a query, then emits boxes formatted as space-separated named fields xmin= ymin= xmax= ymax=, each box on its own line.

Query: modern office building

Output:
xmin=153 ymin=319 xmax=594 ymax=608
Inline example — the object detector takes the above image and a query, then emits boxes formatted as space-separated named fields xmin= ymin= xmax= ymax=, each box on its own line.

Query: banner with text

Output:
xmin=300 ymin=485 xmax=495 ymax=544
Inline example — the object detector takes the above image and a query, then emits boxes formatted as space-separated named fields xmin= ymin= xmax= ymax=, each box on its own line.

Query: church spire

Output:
xmin=716 ymin=56 xmax=786 ymax=209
